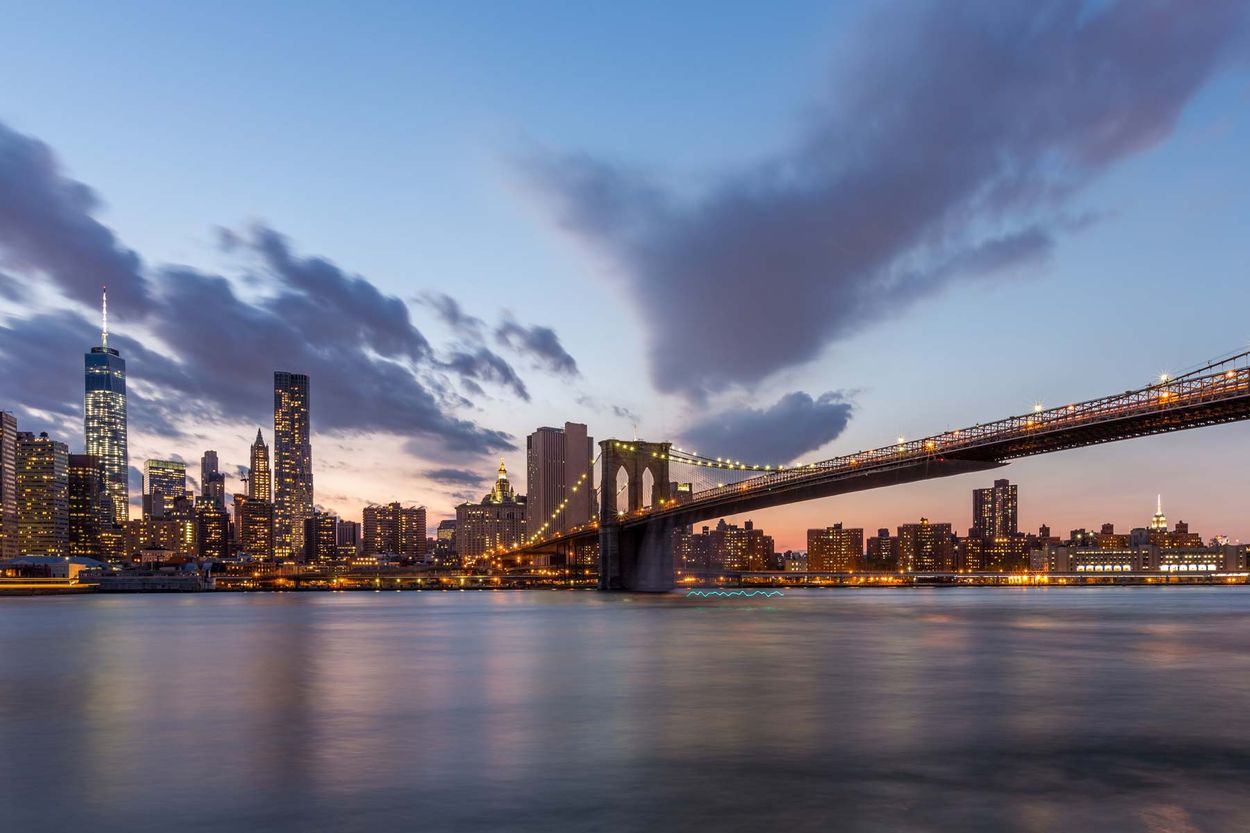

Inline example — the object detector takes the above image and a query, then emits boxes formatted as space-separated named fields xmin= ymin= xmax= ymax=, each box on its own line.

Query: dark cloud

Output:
xmin=142 ymin=263 xmax=516 ymax=454
xmin=423 ymin=467 xmax=489 ymax=487
xmin=495 ymin=314 xmax=579 ymax=376
xmin=0 ymin=117 xmax=561 ymax=460
xmin=422 ymin=292 xmax=486 ymax=339
xmin=249 ymin=226 xmax=431 ymax=364
xmin=681 ymin=391 xmax=854 ymax=464
xmin=441 ymin=347 xmax=530 ymax=401
xmin=523 ymin=0 xmax=1248 ymax=397
xmin=0 ymin=120 xmax=150 ymax=315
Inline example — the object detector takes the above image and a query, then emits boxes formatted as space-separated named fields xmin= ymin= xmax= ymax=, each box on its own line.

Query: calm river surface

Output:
xmin=3 ymin=588 xmax=1250 ymax=832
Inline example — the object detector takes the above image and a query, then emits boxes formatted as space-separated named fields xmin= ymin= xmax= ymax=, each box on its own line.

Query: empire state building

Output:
xmin=84 ymin=287 xmax=129 ymax=524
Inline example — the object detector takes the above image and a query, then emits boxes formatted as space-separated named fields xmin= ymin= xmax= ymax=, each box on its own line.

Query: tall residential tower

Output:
xmin=84 ymin=287 xmax=129 ymax=524
xmin=0 ymin=411 xmax=17 ymax=559
xmin=273 ymin=372 xmax=312 ymax=560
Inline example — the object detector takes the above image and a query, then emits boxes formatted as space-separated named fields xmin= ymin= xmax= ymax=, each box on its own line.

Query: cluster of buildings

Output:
xmin=3 ymin=293 xmax=1243 ymax=582
xmin=674 ymin=478 xmax=1243 ymax=576
xmin=0 ymin=298 xmax=600 ymax=574
xmin=0 ymin=294 xmax=426 ymax=572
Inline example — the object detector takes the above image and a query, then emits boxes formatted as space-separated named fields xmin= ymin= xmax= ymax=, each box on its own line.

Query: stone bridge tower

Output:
xmin=598 ymin=439 xmax=675 ymax=591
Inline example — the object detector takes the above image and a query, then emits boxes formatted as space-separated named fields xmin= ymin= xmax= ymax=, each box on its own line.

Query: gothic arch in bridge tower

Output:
xmin=641 ymin=469 xmax=655 ymax=509
xmin=615 ymin=465 xmax=630 ymax=515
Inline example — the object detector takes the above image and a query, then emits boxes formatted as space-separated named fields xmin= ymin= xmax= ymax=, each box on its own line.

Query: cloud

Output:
xmin=0 ymin=120 xmax=150 ymax=315
xmin=423 ymin=467 xmax=490 ymax=487
xmin=522 ymin=0 xmax=1248 ymax=398
xmin=440 ymin=347 xmax=530 ymax=401
xmin=422 ymin=292 xmax=486 ymax=340
xmin=495 ymin=314 xmax=579 ymax=376
xmin=681 ymin=391 xmax=854 ymax=464
xmin=140 ymin=262 xmax=517 ymax=454
xmin=0 ymin=122 xmax=552 ymax=460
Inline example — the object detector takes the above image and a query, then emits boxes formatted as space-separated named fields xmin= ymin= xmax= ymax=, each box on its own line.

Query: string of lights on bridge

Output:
xmin=482 ymin=348 xmax=1250 ymax=561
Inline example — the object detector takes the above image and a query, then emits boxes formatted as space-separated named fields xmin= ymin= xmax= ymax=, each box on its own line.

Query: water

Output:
xmin=2 ymin=588 xmax=1250 ymax=833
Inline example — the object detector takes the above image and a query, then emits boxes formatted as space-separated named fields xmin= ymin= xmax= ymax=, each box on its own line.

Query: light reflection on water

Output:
xmin=3 ymin=588 xmax=1250 ymax=832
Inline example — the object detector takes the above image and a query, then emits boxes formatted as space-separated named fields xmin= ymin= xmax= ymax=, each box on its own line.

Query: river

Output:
xmin=2 ymin=587 xmax=1249 ymax=832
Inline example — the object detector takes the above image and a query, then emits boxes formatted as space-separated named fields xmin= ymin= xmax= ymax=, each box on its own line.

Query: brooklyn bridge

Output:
xmin=493 ymin=350 xmax=1250 ymax=591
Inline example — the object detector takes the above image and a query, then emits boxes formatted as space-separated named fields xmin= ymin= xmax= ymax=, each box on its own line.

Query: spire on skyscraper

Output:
xmin=100 ymin=285 xmax=108 ymax=350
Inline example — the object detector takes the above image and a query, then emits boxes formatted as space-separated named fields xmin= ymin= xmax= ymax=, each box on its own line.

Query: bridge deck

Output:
xmin=510 ymin=355 xmax=1250 ymax=553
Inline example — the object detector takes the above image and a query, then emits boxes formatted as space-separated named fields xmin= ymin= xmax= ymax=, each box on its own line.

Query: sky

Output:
xmin=2 ymin=0 xmax=1249 ymax=550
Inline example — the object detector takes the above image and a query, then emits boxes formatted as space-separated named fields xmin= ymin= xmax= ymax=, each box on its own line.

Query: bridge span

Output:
xmin=502 ymin=351 xmax=1250 ymax=591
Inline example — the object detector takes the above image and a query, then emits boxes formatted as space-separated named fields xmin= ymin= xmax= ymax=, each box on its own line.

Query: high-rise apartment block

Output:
xmin=0 ymin=411 xmax=17 ymax=560
xmin=273 ymin=372 xmax=312 ymax=560
xmin=67 ymin=454 xmax=107 ymax=560
xmin=897 ymin=518 xmax=954 ymax=572
xmin=807 ymin=523 xmax=864 ymax=571
xmin=363 ymin=502 xmax=427 ymax=558
xmin=16 ymin=431 xmax=69 ymax=557
xmin=972 ymin=479 xmax=1018 ymax=539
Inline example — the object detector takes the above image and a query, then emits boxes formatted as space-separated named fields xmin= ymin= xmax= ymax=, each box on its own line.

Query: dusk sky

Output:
xmin=2 ymin=0 xmax=1249 ymax=549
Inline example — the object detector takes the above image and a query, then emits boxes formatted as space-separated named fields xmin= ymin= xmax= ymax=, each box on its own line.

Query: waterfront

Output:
xmin=3 ymin=588 xmax=1250 ymax=832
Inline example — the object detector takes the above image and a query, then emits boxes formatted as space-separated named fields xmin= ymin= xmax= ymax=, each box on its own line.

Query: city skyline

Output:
xmin=1 ymin=2 xmax=1249 ymax=550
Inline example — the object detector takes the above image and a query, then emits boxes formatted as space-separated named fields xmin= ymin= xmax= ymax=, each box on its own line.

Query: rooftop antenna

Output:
xmin=632 ymin=421 xmax=638 ymax=441
xmin=101 ymin=285 xmax=109 ymax=349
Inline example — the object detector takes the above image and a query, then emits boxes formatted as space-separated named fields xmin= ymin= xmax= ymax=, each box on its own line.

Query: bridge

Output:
xmin=496 ymin=351 xmax=1250 ymax=591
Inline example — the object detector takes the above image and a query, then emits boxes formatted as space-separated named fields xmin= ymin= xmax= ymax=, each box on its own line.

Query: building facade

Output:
xmin=897 ymin=518 xmax=954 ymax=572
xmin=143 ymin=459 xmax=187 ymax=519
xmin=84 ymin=290 xmax=129 ymax=524
xmin=248 ymin=429 xmax=271 ymax=502
xmin=196 ymin=500 xmax=230 ymax=560
xmin=273 ymin=372 xmax=313 ymax=560
xmin=0 ymin=411 xmax=17 ymax=560
xmin=16 ymin=432 xmax=69 ymax=557
xmin=972 ymin=478 xmax=1017 ymax=539
xmin=455 ymin=461 xmax=526 ymax=562
xmin=238 ymin=497 xmax=274 ymax=560
xmin=201 ymin=450 xmax=225 ymax=507
xmin=526 ymin=423 xmax=594 ymax=539
xmin=303 ymin=511 xmax=339 ymax=563
xmin=362 ymin=503 xmax=427 ymax=558
xmin=807 ymin=523 xmax=864 ymax=571
xmin=67 ymin=454 xmax=107 ymax=560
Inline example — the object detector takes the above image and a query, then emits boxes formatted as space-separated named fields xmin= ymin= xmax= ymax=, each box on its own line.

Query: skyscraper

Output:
xmin=84 ymin=287 xmax=129 ymax=524
xmin=201 ymin=450 xmax=225 ymax=507
xmin=273 ymin=371 xmax=313 ymax=560
xmin=16 ymin=431 xmax=69 ymax=557
xmin=248 ymin=429 xmax=271 ymax=501
xmin=143 ymin=459 xmax=187 ymax=519
xmin=972 ymin=478 xmax=1018 ymax=539
xmin=0 ymin=411 xmax=17 ymax=560
xmin=526 ymin=422 xmax=594 ymax=538
xmin=68 ymin=454 xmax=107 ymax=560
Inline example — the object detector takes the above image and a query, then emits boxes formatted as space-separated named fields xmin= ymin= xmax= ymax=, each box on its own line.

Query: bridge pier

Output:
xmin=598 ymin=517 xmax=676 ymax=592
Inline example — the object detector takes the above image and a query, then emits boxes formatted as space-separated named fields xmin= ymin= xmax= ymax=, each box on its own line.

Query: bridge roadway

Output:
xmin=509 ymin=354 xmax=1250 ymax=590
